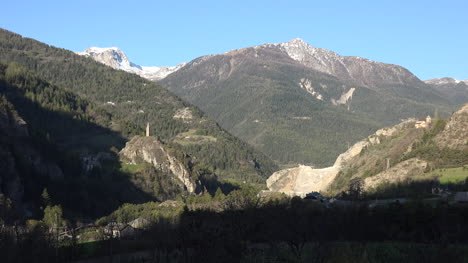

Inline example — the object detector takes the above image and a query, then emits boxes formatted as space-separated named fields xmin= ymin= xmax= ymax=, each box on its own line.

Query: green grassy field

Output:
xmin=119 ymin=163 xmax=147 ymax=174
xmin=173 ymin=129 xmax=217 ymax=145
xmin=427 ymin=166 xmax=468 ymax=184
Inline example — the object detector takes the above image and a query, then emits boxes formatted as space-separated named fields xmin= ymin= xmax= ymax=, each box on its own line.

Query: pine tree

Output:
xmin=214 ymin=187 xmax=226 ymax=201
xmin=43 ymin=205 xmax=65 ymax=228
xmin=41 ymin=188 xmax=51 ymax=208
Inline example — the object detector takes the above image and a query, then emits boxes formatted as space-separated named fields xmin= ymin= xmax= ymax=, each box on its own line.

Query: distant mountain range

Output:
xmin=424 ymin=77 xmax=468 ymax=105
xmin=80 ymin=39 xmax=466 ymax=166
xmin=77 ymin=47 xmax=186 ymax=81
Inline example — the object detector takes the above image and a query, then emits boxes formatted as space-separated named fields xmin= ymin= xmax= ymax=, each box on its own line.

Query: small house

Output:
xmin=454 ymin=192 xmax=468 ymax=203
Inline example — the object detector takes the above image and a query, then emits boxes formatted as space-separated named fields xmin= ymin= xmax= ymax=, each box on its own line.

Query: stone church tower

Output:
xmin=146 ymin=122 xmax=150 ymax=137
xmin=426 ymin=115 xmax=432 ymax=125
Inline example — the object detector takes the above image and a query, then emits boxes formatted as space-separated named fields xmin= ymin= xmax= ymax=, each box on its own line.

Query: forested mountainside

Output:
xmin=0 ymin=62 xmax=150 ymax=218
xmin=160 ymin=39 xmax=456 ymax=166
xmin=0 ymin=29 xmax=279 ymax=220
xmin=0 ymin=28 xmax=277 ymax=184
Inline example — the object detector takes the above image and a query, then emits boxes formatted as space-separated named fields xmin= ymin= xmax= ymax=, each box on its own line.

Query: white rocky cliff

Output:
xmin=77 ymin=47 xmax=185 ymax=81
xmin=119 ymin=136 xmax=199 ymax=193
xmin=266 ymin=123 xmax=405 ymax=197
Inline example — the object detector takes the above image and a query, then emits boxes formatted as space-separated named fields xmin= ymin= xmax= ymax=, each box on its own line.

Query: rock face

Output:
xmin=364 ymin=158 xmax=428 ymax=191
xmin=266 ymin=166 xmax=339 ymax=197
xmin=173 ymin=107 xmax=193 ymax=122
xmin=266 ymin=139 xmax=370 ymax=196
xmin=435 ymin=103 xmax=468 ymax=150
xmin=120 ymin=136 xmax=199 ymax=193
xmin=266 ymin=122 xmax=409 ymax=196
xmin=77 ymin=47 xmax=186 ymax=81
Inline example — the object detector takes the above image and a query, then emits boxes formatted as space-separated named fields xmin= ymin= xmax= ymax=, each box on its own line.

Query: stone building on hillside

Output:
xmin=415 ymin=115 xmax=432 ymax=129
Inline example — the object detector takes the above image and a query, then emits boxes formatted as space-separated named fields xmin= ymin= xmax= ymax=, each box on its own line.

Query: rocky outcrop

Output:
xmin=266 ymin=139 xmax=370 ymax=196
xmin=120 ymin=136 xmax=199 ymax=193
xmin=173 ymin=107 xmax=193 ymax=122
xmin=364 ymin=158 xmax=428 ymax=190
xmin=267 ymin=166 xmax=339 ymax=197
xmin=266 ymin=121 xmax=412 ymax=196
xmin=331 ymin=88 xmax=355 ymax=105
xmin=435 ymin=104 xmax=468 ymax=150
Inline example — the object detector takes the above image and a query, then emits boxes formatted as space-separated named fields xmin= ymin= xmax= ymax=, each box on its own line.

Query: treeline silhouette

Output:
xmin=3 ymin=195 xmax=468 ymax=262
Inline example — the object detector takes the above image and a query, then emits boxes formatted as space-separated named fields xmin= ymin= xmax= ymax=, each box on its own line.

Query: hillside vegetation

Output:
xmin=0 ymin=61 xmax=193 ymax=218
xmin=328 ymin=105 xmax=468 ymax=198
xmin=0 ymin=28 xmax=277 ymax=183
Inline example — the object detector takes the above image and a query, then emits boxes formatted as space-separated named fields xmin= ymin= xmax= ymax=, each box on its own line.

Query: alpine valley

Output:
xmin=1 ymin=27 xmax=468 ymax=263
xmin=78 ymin=38 xmax=462 ymax=167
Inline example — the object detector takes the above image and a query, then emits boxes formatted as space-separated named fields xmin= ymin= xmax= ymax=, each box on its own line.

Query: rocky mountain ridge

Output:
xmin=423 ymin=77 xmax=468 ymax=104
xmin=424 ymin=77 xmax=468 ymax=85
xmin=271 ymin=38 xmax=422 ymax=88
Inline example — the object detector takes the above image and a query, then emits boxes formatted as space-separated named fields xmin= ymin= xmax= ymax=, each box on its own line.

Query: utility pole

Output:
xmin=55 ymin=213 xmax=58 ymax=262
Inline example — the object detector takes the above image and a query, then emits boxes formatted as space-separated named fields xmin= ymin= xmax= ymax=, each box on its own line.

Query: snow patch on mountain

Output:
xmin=424 ymin=77 xmax=468 ymax=85
xmin=256 ymin=38 xmax=420 ymax=88
xmin=77 ymin=47 xmax=185 ymax=81
xmin=279 ymin=38 xmax=343 ymax=76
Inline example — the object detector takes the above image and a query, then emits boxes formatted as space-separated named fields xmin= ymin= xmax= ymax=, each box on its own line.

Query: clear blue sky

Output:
xmin=1 ymin=0 xmax=467 ymax=80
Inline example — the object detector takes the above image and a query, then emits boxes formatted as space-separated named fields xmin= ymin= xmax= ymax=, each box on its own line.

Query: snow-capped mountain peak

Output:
xmin=76 ymin=47 xmax=184 ymax=81
xmin=259 ymin=38 xmax=420 ymax=87
xmin=285 ymin=37 xmax=308 ymax=46
xmin=278 ymin=38 xmax=341 ymax=72
xmin=79 ymin=46 xmax=122 ymax=54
